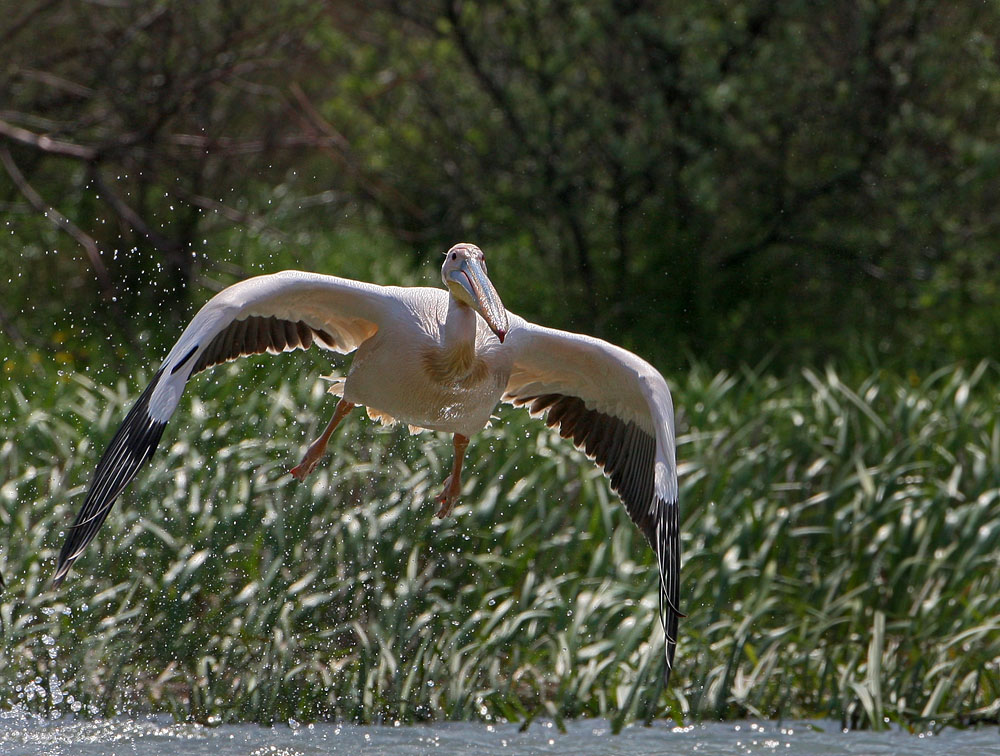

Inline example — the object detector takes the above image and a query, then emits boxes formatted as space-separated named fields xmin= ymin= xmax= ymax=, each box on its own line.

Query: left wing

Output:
xmin=501 ymin=316 xmax=681 ymax=682
xmin=53 ymin=270 xmax=401 ymax=585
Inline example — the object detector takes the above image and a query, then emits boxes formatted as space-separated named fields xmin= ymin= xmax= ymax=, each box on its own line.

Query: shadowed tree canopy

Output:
xmin=2 ymin=0 xmax=999 ymax=369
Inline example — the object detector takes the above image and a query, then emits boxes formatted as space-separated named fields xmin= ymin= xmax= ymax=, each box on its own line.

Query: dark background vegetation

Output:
xmin=4 ymin=0 xmax=999 ymax=370
xmin=2 ymin=0 xmax=1000 ymax=731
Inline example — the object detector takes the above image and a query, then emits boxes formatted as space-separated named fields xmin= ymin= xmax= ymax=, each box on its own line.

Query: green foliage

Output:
xmin=2 ymin=350 xmax=998 ymax=728
xmin=679 ymin=362 xmax=1000 ymax=727
xmin=4 ymin=1 xmax=1000 ymax=371
xmin=312 ymin=1 xmax=1000 ymax=369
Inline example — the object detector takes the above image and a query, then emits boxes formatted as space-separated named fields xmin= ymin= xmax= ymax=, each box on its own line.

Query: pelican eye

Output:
xmin=451 ymin=253 xmax=457 ymax=260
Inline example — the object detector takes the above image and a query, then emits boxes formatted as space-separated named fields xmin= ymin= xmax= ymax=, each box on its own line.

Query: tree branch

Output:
xmin=444 ymin=0 xmax=531 ymax=147
xmin=0 ymin=146 xmax=113 ymax=297
xmin=90 ymin=168 xmax=180 ymax=253
xmin=287 ymin=83 xmax=425 ymax=220
xmin=0 ymin=119 xmax=98 ymax=161
xmin=2 ymin=0 xmax=63 ymax=46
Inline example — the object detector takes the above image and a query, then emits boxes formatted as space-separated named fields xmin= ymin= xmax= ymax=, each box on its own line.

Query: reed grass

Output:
xmin=1 ymin=352 xmax=998 ymax=729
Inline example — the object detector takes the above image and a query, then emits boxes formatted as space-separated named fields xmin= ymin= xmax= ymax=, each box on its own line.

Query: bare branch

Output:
xmin=0 ymin=111 xmax=70 ymax=133
xmin=2 ymin=0 xmax=63 ymax=45
xmin=0 ymin=146 xmax=113 ymax=297
xmin=287 ymin=83 xmax=425 ymax=220
xmin=170 ymin=188 xmax=284 ymax=239
xmin=166 ymin=132 xmax=345 ymax=155
xmin=12 ymin=68 xmax=95 ymax=98
xmin=90 ymin=169 xmax=179 ymax=253
xmin=444 ymin=1 xmax=531 ymax=148
xmin=0 ymin=119 xmax=98 ymax=161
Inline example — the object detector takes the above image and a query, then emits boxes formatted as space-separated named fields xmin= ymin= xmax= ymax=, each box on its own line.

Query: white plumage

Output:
xmin=55 ymin=243 xmax=682 ymax=681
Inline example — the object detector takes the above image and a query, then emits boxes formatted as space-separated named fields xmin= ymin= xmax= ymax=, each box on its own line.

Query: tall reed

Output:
xmin=1 ymin=354 xmax=998 ymax=728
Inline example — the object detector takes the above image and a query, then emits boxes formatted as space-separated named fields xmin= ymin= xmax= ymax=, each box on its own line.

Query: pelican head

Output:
xmin=441 ymin=243 xmax=509 ymax=343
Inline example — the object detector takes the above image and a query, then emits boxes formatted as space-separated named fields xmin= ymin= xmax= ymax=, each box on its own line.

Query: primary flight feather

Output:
xmin=54 ymin=243 xmax=682 ymax=681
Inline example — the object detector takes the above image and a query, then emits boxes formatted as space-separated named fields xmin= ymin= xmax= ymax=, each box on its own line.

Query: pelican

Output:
xmin=53 ymin=243 xmax=681 ymax=681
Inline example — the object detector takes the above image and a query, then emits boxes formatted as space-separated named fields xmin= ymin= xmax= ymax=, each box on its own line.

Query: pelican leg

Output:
xmin=435 ymin=433 xmax=469 ymax=518
xmin=290 ymin=398 xmax=355 ymax=480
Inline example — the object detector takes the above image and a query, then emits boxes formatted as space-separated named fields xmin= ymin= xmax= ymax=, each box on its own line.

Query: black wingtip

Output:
xmin=654 ymin=495 xmax=682 ymax=688
xmin=51 ymin=564 xmax=69 ymax=590
xmin=53 ymin=370 xmax=167 ymax=584
xmin=661 ymin=625 xmax=677 ymax=687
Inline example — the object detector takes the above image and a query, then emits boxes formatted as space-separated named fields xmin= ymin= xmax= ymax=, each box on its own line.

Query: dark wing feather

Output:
xmin=52 ymin=318 xmax=345 ymax=584
xmin=502 ymin=317 xmax=680 ymax=683
xmin=53 ymin=271 xmax=393 ymax=585
xmin=506 ymin=392 xmax=682 ymax=676
xmin=53 ymin=369 xmax=167 ymax=585
xmin=190 ymin=315 xmax=337 ymax=375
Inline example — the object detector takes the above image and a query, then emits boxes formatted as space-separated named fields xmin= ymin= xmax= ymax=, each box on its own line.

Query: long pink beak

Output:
xmin=452 ymin=258 xmax=509 ymax=342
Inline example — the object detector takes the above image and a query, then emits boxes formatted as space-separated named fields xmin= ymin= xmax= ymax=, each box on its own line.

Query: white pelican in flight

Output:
xmin=54 ymin=243 xmax=681 ymax=681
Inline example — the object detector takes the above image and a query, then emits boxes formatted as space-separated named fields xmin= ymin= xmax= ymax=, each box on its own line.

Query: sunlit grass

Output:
xmin=1 ymin=352 xmax=998 ymax=729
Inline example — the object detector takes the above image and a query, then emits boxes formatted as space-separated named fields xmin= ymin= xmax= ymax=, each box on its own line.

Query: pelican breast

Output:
xmin=341 ymin=291 xmax=509 ymax=435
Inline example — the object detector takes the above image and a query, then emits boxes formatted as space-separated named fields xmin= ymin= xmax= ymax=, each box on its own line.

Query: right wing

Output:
xmin=53 ymin=270 xmax=402 ymax=585
xmin=501 ymin=317 xmax=681 ymax=682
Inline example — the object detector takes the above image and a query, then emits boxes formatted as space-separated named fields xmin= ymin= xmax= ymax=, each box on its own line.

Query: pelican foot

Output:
xmin=435 ymin=474 xmax=461 ymax=518
xmin=290 ymin=446 xmax=324 ymax=481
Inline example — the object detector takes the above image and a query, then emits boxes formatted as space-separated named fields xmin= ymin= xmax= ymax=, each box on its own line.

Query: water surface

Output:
xmin=2 ymin=712 xmax=997 ymax=756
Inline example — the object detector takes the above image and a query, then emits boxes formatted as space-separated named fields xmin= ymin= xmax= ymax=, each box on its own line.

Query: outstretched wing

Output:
xmin=501 ymin=316 xmax=681 ymax=682
xmin=54 ymin=271 xmax=402 ymax=585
